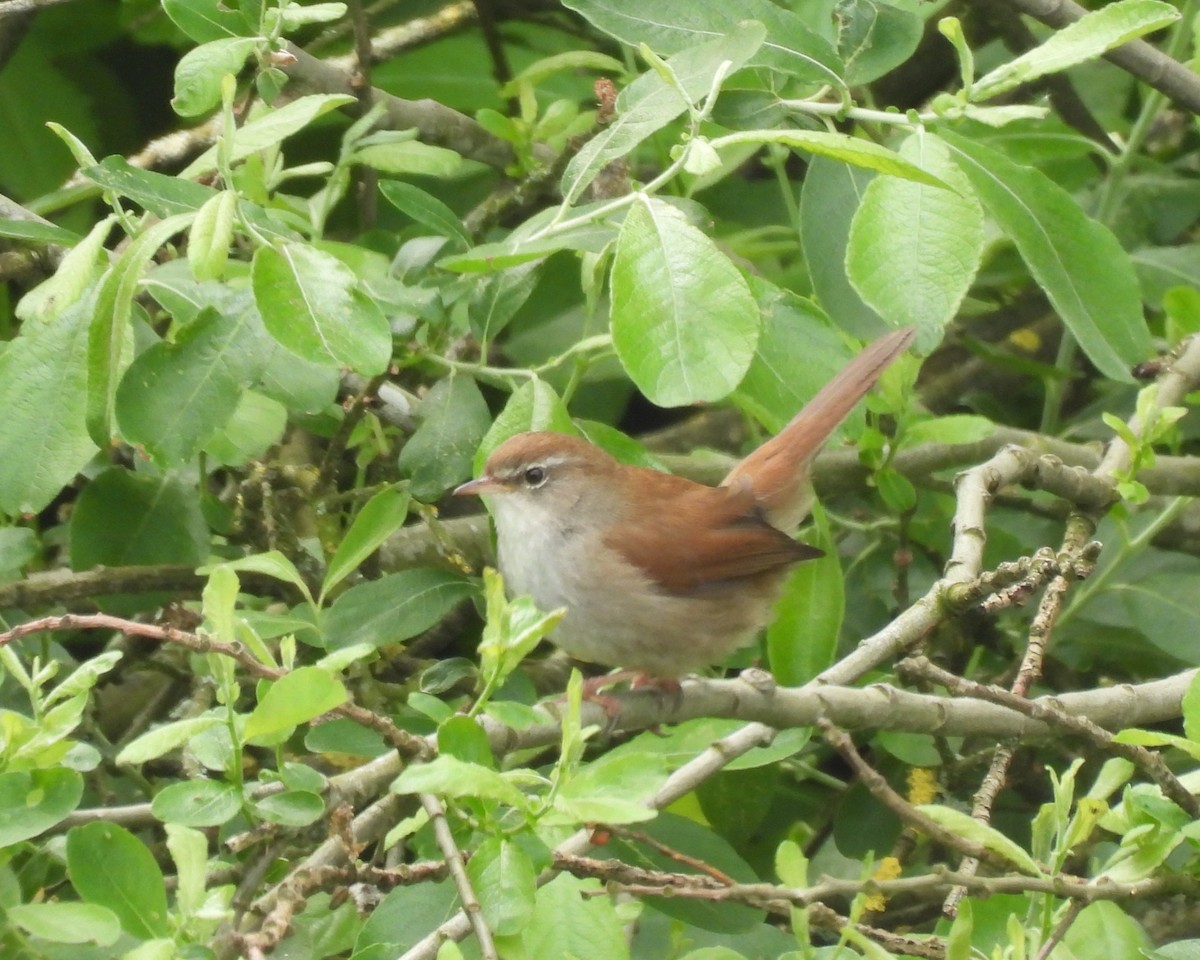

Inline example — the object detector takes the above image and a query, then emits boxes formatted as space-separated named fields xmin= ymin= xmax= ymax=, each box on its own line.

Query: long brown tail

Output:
xmin=723 ymin=325 xmax=916 ymax=529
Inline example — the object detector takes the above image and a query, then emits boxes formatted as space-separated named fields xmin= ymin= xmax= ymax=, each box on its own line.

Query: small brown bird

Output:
xmin=455 ymin=326 xmax=915 ymax=679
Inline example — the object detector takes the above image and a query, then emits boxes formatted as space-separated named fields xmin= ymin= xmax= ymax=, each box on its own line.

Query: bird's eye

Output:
xmin=523 ymin=466 xmax=547 ymax=487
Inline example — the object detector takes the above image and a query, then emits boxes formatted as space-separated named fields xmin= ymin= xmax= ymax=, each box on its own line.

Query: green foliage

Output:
xmin=2 ymin=1 xmax=1200 ymax=958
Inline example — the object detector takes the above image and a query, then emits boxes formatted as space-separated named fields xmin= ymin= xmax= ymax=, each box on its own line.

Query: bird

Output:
xmin=454 ymin=326 xmax=916 ymax=681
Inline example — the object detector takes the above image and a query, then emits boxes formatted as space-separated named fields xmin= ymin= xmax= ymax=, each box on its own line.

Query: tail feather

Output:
xmin=723 ymin=326 xmax=916 ymax=529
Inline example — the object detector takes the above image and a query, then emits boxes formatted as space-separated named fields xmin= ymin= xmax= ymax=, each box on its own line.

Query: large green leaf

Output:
xmin=516 ymin=874 xmax=628 ymax=960
xmin=69 ymin=468 xmax=208 ymax=570
xmin=847 ymin=132 xmax=983 ymax=342
xmin=322 ymin=487 xmax=412 ymax=600
xmin=561 ymin=21 xmax=767 ymax=204
xmin=610 ymin=197 xmax=758 ymax=406
xmin=6 ymin=903 xmax=121 ymax=947
xmin=66 ymin=822 xmax=170 ymax=939
xmin=475 ymin=380 xmax=577 ymax=470
xmin=563 ymin=0 xmax=842 ymax=84
xmin=468 ymin=838 xmax=537 ymax=937
xmin=942 ymin=132 xmax=1151 ymax=382
xmin=83 ymin=157 xmax=216 ymax=217
xmin=800 ymin=157 xmax=882 ymax=339
xmin=397 ymin=375 xmax=492 ymax=500
xmin=252 ymin=242 xmax=391 ymax=374
xmin=116 ymin=308 xmax=261 ymax=466
xmin=0 ymin=304 xmax=97 ymax=516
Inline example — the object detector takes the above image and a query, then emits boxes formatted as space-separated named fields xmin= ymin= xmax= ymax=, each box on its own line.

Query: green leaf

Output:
xmin=204 ymin=550 xmax=313 ymax=600
xmin=549 ymin=751 xmax=668 ymax=825
xmin=6 ymin=902 xmax=121 ymax=947
xmin=901 ymin=414 xmax=995 ymax=448
xmin=243 ymin=666 xmax=349 ymax=743
xmin=1183 ymin=672 xmax=1200 ymax=744
xmin=0 ymin=217 xmax=82 ymax=246
xmin=203 ymin=389 xmax=289 ymax=466
xmin=162 ymin=0 xmax=246 ymax=42
xmin=439 ymin=225 xmax=614 ymax=272
xmin=172 ymin=37 xmax=259 ymax=117
xmin=767 ymin=503 xmax=842 ymax=685
xmin=916 ymin=804 xmax=1041 ymax=874
xmin=16 ymin=214 xmax=113 ymax=323
xmin=390 ymin=755 xmax=529 ymax=808
xmin=324 ymin=569 xmax=477 ymax=650
xmin=354 ymin=140 xmax=463 ymax=177
xmin=838 ymin=0 xmax=923 ymax=85
xmin=150 ymin=779 xmax=242 ymax=826
xmin=116 ymin=308 xmax=259 ymax=466
xmin=515 ymin=874 xmax=628 ymax=960
xmin=562 ymin=22 xmax=767 ymax=204
xmin=733 ymin=283 xmax=853 ymax=433
xmin=942 ymin=132 xmax=1151 ymax=382
xmin=1061 ymin=901 xmax=1151 ymax=959
xmin=468 ymin=838 xmax=537 ymax=937
xmin=563 ymin=0 xmax=841 ymax=84
xmin=253 ymin=790 xmax=326 ymax=826
xmin=398 ymin=375 xmax=492 ymax=500
xmin=87 ymin=213 xmax=197 ymax=445
xmin=188 ymin=189 xmax=237 ymax=280
xmin=117 ymin=716 xmax=225 ymax=766
xmin=0 ymin=769 xmax=84 ymax=846
xmin=379 ymin=180 xmax=471 ymax=250
xmin=83 ymin=158 xmax=215 ymax=217
xmin=322 ymin=487 xmax=411 ymax=599
xmin=799 ymin=157 xmax=882 ymax=338
xmin=166 ymin=824 xmax=209 ymax=918
xmin=252 ymin=243 xmax=391 ymax=374
xmin=847 ymin=132 xmax=982 ymax=340
xmin=66 ymin=822 xmax=170 ymax=939
xmin=69 ymin=469 xmax=208 ymax=570
xmin=972 ymin=0 xmax=1180 ymax=102
xmin=0 ymin=304 xmax=98 ymax=515
xmin=610 ymin=197 xmax=758 ymax=406
xmin=713 ymin=129 xmax=950 ymax=189
xmin=469 ymin=263 xmax=540 ymax=341
xmin=181 ymin=94 xmax=357 ymax=177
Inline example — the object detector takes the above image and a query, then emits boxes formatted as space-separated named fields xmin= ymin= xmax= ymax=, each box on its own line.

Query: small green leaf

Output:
xmin=0 ymin=769 xmax=84 ymax=846
xmin=252 ymin=243 xmax=391 ymax=374
xmin=83 ymin=158 xmax=215 ymax=217
xmin=172 ymin=37 xmax=259 ymax=117
xmin=379 ymin=180 xmax=471 ymax=250
xmin=117 ymin=716 xmax=225 ymax=766
xmin=150 ymin=779 xmax=242 ymax=826
xmin=243 ymin=666 xmax=349 ymax=743
xmin=972 ymin=0 xmax=1180 ymax=101
xmin=181 ymin=94 xmax=357 ymax=177
xmin=916 ymin=804 xmax=1042 ymax=874
xmin=474 ymin=380 xmax=576 ymax=470
xmin=163 ymin=0 xmax=245 ymax=42
xmin=6 ymin=902 xmax=121 ymax=947
xmin=901 ymin=414 xmax=995 ymax=448
xmin=611 ymin=197 xmax=758 ymax=406
xmin=354 ymin=140 xmax=463 ymax=177
xmin=188 ymin=189 xmax=237 ymax=280
xmin=166 ymin=824 xmax=209 ymax=918
xmin=66 ymin=822 xmax=170 ymax=939
xmin=252 ymin=790 xmax=325 ymax=826
xmin=561 ymin=21 xmax=768 ymax=203
xmin=838 ymin=0 xmax=923 ymax=85
xmin=713 ymin=129 xmax=950 ymax=189
xmin=322 ymin=487 xmax=412 ymax=599
xmin=323 ymin=569 xmax=477 ymax=650
xmin=202 ymin=550 xmax=312 ymax=599
xmin=390 ymin=755 xmax=529 ymax=808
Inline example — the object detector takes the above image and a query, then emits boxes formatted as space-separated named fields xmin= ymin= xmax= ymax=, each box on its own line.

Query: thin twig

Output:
xmin=421 ymin=792 xmax=498 ymax=960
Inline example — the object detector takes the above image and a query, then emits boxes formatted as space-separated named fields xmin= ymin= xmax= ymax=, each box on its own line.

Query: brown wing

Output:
xmin=603 ymin=470 xmax=821 ymax=595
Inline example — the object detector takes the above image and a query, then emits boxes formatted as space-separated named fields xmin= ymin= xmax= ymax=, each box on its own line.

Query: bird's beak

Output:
xmin=453 ymin=476 xmax=504 ymax=497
